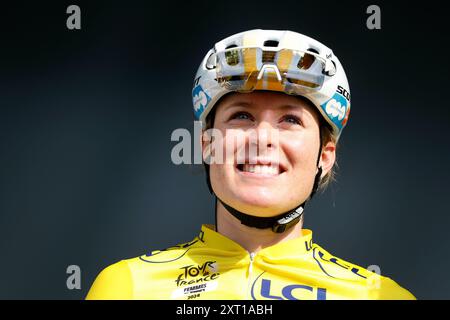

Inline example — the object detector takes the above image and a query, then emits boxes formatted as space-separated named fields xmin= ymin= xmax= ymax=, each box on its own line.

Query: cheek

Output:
xmin=282 ymin=133 xmax=319 ymax=171
xmin=208 ymin=130 xmax=240 ymax=181
xmin=220 ymin=129 xmax=247 ymax=163
xmin=204 ymin=127 xmax=242 ymax=166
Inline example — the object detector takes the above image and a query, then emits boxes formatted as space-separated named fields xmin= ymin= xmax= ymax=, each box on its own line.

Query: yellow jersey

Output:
xmin=86 ymin=224 xmax=415 ymax=300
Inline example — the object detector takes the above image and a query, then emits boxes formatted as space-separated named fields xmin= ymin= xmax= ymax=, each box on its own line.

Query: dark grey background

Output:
xmin=0 ymin=1 xmax=448 ymax=299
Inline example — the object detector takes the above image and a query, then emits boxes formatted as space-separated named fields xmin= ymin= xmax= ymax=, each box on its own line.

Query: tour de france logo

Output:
xmin=171 ymin=261 xmax=220 ymax=299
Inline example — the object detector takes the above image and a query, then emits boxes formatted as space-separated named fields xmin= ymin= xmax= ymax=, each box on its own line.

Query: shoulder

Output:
xmin=85 ymin=260 xmax=133 ymax=300
xmin=85 ymin=238 xmax=202 ymax=300
xmin=311 ymin=244 xmax=416 ymax=300
xmin=370 ymin=276 xmax=416 ymax=300
xmin=136 ymin=237 xmax=201 ymax=264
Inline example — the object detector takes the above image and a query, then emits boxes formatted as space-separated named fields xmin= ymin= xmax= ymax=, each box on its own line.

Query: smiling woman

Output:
xmin=86 ymin=29 xmax=415 ymax=300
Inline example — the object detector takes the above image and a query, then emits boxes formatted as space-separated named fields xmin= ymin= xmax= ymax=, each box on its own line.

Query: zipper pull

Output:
xmin=248 ymin=252 xmax=255 ymax=276
xmin=246 ymin=252 xmax=256 ymax=299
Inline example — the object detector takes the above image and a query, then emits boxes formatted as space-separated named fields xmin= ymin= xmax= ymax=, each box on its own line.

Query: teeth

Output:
xmin=242 ymin=164 xmax=280 ymax=175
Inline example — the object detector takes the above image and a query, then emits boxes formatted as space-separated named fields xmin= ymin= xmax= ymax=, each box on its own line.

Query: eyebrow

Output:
xmin=226 ymin=101 xmax=305 ymax=112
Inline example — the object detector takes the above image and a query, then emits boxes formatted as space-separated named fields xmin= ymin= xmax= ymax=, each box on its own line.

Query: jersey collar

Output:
xmin=199 ymin=224 xmax=313 ymax=257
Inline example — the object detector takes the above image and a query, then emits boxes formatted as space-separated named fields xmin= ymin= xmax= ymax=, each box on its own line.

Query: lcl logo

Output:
xmin=251 ymin=274 xmax=327 ymax=300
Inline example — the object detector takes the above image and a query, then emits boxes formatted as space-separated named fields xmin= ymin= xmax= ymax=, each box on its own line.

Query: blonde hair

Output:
xmin=317 ymin=122 xmax=337 ymax=193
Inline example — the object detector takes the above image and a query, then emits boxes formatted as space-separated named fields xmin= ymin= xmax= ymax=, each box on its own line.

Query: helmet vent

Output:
xmin=263 ymin=40 xmax=279 ymax=47
xmin=306 ymin=48 xmax=319 ymax=54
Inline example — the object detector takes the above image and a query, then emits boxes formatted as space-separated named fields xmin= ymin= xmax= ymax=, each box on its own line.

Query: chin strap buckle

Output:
xmin=272 ymin=206 xmax=304 ymax=233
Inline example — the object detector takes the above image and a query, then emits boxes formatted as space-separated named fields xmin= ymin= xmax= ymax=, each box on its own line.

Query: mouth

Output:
xmin=236 ymin=162 xmax=287 ymax=177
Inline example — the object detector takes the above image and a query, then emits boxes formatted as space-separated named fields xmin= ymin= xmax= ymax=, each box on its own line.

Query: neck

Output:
xmin=216 ymin=200 xmax=304 ymax=254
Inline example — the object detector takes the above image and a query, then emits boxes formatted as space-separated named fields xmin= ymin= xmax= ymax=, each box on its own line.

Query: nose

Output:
xmin=249 ymin=120 xmax=279 ymax=156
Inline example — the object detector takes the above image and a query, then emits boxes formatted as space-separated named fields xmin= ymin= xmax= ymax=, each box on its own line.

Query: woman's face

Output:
xmin=203 ymin=91 xmax=335 ymax=217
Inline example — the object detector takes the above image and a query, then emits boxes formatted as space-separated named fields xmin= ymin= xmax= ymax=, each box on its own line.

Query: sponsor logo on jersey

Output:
xmin=313 ymin=247 xmax=368 ymax=279
xmin=250 ymin=272 xmax=327 ymax=300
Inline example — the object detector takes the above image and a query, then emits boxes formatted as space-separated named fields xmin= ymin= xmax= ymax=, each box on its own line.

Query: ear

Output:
xmin=318 ymin=140 xmax=336 ymax=178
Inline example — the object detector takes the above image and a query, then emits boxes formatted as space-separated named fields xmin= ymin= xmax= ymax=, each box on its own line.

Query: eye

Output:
xmin=282 ymin=114 xmax=302 ymax=125
xmin=229 ymin=111 xmax=253 ymax=121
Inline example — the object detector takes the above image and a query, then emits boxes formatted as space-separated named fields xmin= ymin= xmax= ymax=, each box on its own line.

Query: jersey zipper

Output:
xmin=246 ymin=252 xmax=255 ymax=300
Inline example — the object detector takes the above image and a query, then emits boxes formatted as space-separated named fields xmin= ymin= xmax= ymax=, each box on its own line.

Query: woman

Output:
xmin=86 ymin=29 xmax=415 ymax=300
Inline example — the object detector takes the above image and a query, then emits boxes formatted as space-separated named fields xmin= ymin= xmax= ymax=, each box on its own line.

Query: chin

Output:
xmin=229 ymin=188 xmax=288 ymax=216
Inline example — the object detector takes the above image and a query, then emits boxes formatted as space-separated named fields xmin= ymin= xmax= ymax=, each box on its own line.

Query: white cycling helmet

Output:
xmin=192 ymin=29 xmax=351 ymax=140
